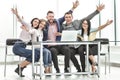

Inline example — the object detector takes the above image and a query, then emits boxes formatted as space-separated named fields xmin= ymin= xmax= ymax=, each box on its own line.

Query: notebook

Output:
xmin=61 ymin=30 xmax=78 ymax=41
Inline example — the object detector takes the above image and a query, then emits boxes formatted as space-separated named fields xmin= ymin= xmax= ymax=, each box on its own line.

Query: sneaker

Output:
xmin=64 ymin=68 xmax=70 ymax=73
xmin=77 ymin=69 xmax=81 ymax=72
xmin=56 ymin=69 xmax=60 ymax=73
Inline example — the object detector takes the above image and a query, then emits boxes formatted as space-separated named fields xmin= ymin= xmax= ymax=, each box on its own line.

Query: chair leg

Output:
xmin=105 ymin=54 xmax=107 ymax=75
xmin=108 ymin=47 xmax=110 ymax=73
xmin=4 ymin=46 xmax=7 ymax=77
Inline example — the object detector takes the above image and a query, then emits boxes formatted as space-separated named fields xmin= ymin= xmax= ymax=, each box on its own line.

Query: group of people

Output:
xmin=11 ymin=0 xmax=113 ymax=77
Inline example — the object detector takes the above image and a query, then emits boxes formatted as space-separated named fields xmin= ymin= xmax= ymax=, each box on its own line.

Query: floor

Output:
xmin=0 ymin=63 xmax=120 ymax=80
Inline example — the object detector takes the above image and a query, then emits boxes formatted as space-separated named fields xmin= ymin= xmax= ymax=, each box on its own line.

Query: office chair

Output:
xmin=94 ymin=38 xmax=110 ymax=74
xmin=4 ymin=38 xmax=32 ymax=77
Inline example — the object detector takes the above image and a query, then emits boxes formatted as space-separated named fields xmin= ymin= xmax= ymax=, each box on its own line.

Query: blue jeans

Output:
xmin=35 ymin=48 xmax=52 ymax=67
xmin=12 ymin=41 xmax=52 ymax=67
xmin=12 ymin=41 xmax=40 ymax=62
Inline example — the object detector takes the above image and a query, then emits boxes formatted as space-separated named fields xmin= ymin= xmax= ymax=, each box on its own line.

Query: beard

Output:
xmin=48 ymin=19 xmax=54 ymax=24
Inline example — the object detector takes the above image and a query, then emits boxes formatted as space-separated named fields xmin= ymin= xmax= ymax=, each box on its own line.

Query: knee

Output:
xmin=50 ymin=48 xmax=57 ymax=55
xmin=12 ymin=45 xmax=19 ymax=55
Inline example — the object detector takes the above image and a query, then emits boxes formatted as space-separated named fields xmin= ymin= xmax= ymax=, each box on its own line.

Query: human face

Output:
xmin=82 ymin=20 xmax=88 ymax=30
xmin=39 ymin=21 xmax=46 ymax=29
xmin=32 ymin=19 xmax=40 ymax=28
xmin=46 ymin=13 xmax=54 ymax=23
xmin=65 ymin=14 xmax=73 ymax=25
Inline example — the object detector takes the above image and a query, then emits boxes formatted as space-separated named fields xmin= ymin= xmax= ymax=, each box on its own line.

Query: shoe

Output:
xmin=76 ymin=66 xmax=81 ymax=72
xmin=48 ymin=67 xmax=52 ymax=73
xmin=82 ymin=69 xmax=85 ymax=72
xmin=44 ymin=67 xmax=49 ymax=73
xmin=15 ymin=65 xmax=26 ymax=77
xmin=44 ymin=67 xmax=52 ymax=73
xmin=64 ymin=68 xmax=70 ymax=73
xmin=77 ymin=67 xmax=81 ymax=72
xmin=56 ymin=68 xmax=60 ymax=73
xmin=91 ymin=65 xmax=97 ymax=73
xmin=77 ymin=69 xmax=81 ymax=72
xmin=64 ymin=68 xmax=71 ymax=76
xmin=56 ymin=69 xmax=61 ymax=76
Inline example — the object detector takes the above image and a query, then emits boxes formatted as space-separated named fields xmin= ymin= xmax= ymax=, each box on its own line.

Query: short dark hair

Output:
xmin=64 ymin=12 xmax=73 ymax=17
xmin=47 ymin=10 xmax=54 ymax=15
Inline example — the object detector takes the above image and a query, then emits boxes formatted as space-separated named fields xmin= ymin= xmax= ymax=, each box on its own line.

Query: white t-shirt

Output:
xmin=29 ymin=28 xmax=43 ymax=42
xmin=83 ymin=33 xmax=88 ymax=41
xmin=78 ymin=28 xmax=98 ymax=41
xmin=19 ymin=20 xmax=32 ymax=43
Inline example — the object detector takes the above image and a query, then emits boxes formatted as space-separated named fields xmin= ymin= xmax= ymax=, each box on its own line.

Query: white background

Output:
xmin=0 ymin=0 xmax=119 ymax=62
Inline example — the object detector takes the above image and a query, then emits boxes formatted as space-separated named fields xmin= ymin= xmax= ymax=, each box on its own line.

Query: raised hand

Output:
xmin=97 ymin=19 xmax=113 ymax=31
xmin=106 ymin=20 xmax=113 ymax=25
xmin=11 ymin=8 xmax=22 ymax=22
xmin=96 ymin=4 xmax=105 ymax=12
xmin=11 ymin=8 xmax=18 ymax=15
xmin=72 ymin=0 xmax=79 ymax=10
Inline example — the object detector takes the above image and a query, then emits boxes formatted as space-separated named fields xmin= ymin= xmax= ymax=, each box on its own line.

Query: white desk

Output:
xmin=32 ymin=41 xmax=100 ymax=79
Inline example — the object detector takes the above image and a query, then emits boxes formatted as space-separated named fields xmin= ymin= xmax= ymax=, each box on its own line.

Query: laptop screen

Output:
xmin=61 ymin=30 xmax=78 ymax=41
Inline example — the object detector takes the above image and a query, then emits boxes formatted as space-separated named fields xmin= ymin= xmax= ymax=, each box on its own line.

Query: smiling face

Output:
xmin=46 ymin=11 xmax=55 ymax=24
xmin=82 ymin=20 xmax=89 ymax=30
xmin=31 ymin=18 xmax=40 ymax=29
xmin=64 ymin=13 xmax=73 ymax=25
xmin=39 ymin=20 xmax=46 ymax=29
xmin=32 ymin=19 xmax=40 ymax=28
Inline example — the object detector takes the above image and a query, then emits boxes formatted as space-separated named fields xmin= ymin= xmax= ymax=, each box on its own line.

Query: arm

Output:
xmin=21 ymin=25 xmax=29 ymax=32
xmin=71 ymin=0 xmax=79 ymax=12
xmin=21 ymin=25 xmax=36 ymax=34
xmin=97 ymin=19 xmax=113 ymax=31
xmin=58 ymin=0 xmax=79 ymax=24
xmin=11 ymin=8 xmax=31 ymax=28
xmin=83 ymin=4 xmax=105 ymax=20
xmin=11 ymin=8 xmax=23 ymax=23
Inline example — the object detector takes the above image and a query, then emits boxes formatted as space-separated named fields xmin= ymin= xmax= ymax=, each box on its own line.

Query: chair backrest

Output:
xmin=94 ymin=38 xmax=109 ymax=55
xmin=6 ymin=39 xmax=32 ymax=45
xmin=6 ymin=39 xmax=21 ymax=45
xmin=94 ymin=38 xmax=109 ymax=44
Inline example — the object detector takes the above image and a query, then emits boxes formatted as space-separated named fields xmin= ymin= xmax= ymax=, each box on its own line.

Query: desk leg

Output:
xmin=32 ymin=45 xmax=35 ymax=79
xmin=40 ymin=42 xmax=43 ymax=79
xmin=86 ymin=44 xmax=89 ymax=72
xmin=98 ymin=42 xmax=100 ymax=77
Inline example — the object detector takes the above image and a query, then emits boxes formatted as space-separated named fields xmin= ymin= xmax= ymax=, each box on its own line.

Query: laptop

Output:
xmin=61 ymin=30 xmax=78 ymax=41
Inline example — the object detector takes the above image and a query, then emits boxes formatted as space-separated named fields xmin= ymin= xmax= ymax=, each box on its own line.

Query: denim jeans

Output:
xmin=12 ymin=41 xmax=52 ymax=67
xmin=35 ymin=48 xmax=52 ymax=68
xmin=12 ymin=41 xmax=40 ymax=62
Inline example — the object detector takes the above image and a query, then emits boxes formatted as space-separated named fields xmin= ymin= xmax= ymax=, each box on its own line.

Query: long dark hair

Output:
xmin=80 ymin=19 xmax=91 ymax=37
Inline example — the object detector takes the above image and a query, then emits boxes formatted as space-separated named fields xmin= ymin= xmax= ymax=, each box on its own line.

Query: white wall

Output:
xmin=0 ymin=0 xmax=119 ymax=62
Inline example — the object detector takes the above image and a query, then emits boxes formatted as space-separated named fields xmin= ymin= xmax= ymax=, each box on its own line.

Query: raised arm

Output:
xmin=97 ymin=19 xmax=113 ymax=31
xmin=71 ymin=0 xmax=79 ymax=11
xmin=21 ymin=25 xmax=29 ymax=31
xmin=11 ymin=8 xmax=31 ymax=29
xmin=58 ymin=0 xmax=79 ymax=24
xmin=83 ymin=4 xmax=105 ymax=20
xmin=11 ymin=8 xmax=23 ymax=23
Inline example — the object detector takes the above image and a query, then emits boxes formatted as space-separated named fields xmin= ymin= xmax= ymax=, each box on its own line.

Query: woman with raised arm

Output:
xmin=77 ymin=19 xmax=113 ymax=73
xmin=11 ymin=8 xmax=51 ymax=77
